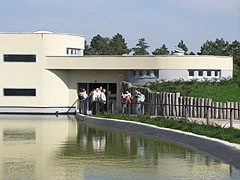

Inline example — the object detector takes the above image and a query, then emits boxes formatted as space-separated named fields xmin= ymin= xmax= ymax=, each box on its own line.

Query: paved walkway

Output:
xmin=189 ymin=117 xmax=240 ymax=129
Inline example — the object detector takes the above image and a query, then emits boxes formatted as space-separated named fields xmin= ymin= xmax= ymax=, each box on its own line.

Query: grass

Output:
xmin=96 ymin=113 xmax=240 ymax=144
xmin=145 ymin=78 xmax=240 ymax=102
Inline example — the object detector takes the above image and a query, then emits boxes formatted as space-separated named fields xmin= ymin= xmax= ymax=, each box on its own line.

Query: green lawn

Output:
xmin=146 ymin=79 xmax=240 ymax=102
xmin=96 ymin=114 xmax=240 ymax=144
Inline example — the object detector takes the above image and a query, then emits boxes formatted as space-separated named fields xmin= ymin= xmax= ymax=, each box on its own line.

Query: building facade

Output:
xmin=0 ymin=32 xmax=233 ymax=113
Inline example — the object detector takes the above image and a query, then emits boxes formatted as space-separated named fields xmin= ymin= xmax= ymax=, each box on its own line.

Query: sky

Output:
xmin=0 ymin=0 xmax=239 ymax=54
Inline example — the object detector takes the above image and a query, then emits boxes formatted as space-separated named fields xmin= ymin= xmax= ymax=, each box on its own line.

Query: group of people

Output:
xmin=79 ymin=86 xmax=107 ymax=115
xmin=121 ymin=89 xmax=143 ymax=116
xmin=79 ymin=86 xmax=144 ymax=116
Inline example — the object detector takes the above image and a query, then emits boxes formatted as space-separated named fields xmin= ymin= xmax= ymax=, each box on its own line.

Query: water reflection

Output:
xmin=0 ymin=116 xmax=239 ymax=180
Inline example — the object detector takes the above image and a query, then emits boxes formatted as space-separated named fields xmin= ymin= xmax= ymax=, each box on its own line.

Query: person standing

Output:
xmin=99 ymin=89 xmax=107 ymax=113
xmin=135 ymin=89 xmax=142 ymax=116
xmin=79 ymin=89 xmax=88 ymax=115
xmin=91 ymin=88 xmax=99 ymax=115
xmin=121 ymin=90 xmax=132 ymax=113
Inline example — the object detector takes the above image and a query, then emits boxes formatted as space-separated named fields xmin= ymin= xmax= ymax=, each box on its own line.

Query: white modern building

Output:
xmin=0 ymin=32 xmax=233 ymax=113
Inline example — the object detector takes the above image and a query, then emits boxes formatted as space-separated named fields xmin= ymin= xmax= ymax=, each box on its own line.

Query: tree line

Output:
xmin=84 ymin=33 xmax=240 ymax=77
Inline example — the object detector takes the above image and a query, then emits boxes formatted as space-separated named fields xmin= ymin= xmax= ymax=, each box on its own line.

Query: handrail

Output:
xmin=66 ymin=99 xmax=80 ymax=114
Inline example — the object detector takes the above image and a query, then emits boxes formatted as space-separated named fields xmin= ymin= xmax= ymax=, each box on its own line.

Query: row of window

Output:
xmin=188 ymin=70 xmax=220 ymax=77
xmin=3 ymin=54 xmax=36 ymax=62
xmin=132 ymin=70 xmax=159 ymax=78
xmin=3 ymin=89 xmax=36 ymax=96
xmin=66 ymin=48 xmax=83 ymax=56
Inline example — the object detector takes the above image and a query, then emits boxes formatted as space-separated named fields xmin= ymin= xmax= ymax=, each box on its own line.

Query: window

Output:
xmin=215 ymin=71 xmax=218 ymax=76
xmin=4 ymin=88 xmax=36 ymax=96
xmin=207 ymin=71 xmax=211 ymax=76
xmin=139 ymin=70 xmax=143 ymax=76
xmin=154 ymin=70 xmax=159 ymax=77
xmin=198 ymin=71 xmax=203 ymax=76
xmin=146 ymin=70 xmax=150 ymax=76
xmin=67 ymin=48 xmax=82 ymax=56
xmin=4 ymin=55 xmax=36 ymax=62
xmin=132 ymin=71 xmax=136 ymax=76
xmin=189 ymin=70 xmax=194 ymax=76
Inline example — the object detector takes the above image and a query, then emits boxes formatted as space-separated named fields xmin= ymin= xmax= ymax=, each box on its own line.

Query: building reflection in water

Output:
xmin=0 ymin=116 xmax=239 ymax=180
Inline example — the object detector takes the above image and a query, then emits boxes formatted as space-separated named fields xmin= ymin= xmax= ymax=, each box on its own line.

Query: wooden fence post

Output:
xmin=230 ymin=103 xmax=233 ymax=128
xmin=207 ymin=99 xmax=212 ymax=125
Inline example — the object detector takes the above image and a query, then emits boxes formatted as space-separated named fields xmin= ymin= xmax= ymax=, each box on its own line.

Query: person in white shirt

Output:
xmin=91 ymin=88 xmax=99 ymax=115
xmin=79 ymin=89 xmax=88 ymax=115
xmin=97 ymin=86 xmax=102 ymax=100
xmin=99 ymin=89 xmax=107 ymax=113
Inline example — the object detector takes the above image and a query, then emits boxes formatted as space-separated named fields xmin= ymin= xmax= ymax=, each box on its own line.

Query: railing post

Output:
xmin=185 ymin=104 xmax=188 ymax=120
xmin=230 ymin=108 xmax=233 ymax=128
xmin=207 ymin=106 xmax=210 ymax=125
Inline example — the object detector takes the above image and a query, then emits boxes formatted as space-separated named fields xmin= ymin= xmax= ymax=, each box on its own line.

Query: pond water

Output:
xmin=0 ymin=115 xmax=240 ymax=180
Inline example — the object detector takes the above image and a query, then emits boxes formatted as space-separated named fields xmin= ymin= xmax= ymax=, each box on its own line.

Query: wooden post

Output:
xmin=234 ymin=102 xmax=238 ymax=119
xmin=230 ymin=104 xmax=233 ymax=128
xmin=176 ymin=93 xmax=180 ymax=117
xmin=219 ymin=102 xmax=222 ymax=119
xmin=179 ymin=96 xmax=183 ymax=117
xmin=172 ymin=93 xmax=176 ymax=117
xmin=185 ymin=98 xmax=188 ymax=120
xmin=223 ymin=103 xmax=226 ymax=119
xmin=207 ymin=99 xmax=212 ymax=125
xmin=215 ymin=102 xmax=219 ymax=119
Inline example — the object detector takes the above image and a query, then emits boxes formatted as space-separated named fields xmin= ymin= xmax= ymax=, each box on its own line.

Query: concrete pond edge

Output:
xmin=76 ymin=113 xmax=240 ymax=170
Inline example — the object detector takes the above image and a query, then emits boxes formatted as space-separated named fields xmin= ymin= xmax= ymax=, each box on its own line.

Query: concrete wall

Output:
xmin=0 ymin=33 xmax=85 ymax=107
xmin=46 ymin=55 xmax=233 ymax=70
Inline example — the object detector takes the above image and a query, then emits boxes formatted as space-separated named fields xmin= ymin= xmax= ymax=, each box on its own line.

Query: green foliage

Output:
xmin=132 ymin=38 xmax=150 ymax=55
xmin=84 ymin=40 xmax=95 ymax=55
xmin=198 ymin=39 xmax=240 ymax=78
xmin=177 ymin=40 xmax=188 ymax=55
xmin=152 ymin=44 xmax=169 ymax=55
xmin=90 ymin=34 xmax=112 ymax=55
xmin=146 ymin=78 xmax=240 ymax=102
xmin=199 ymin=38 xmax=231 ymax=56
xmin=109 ymin=33 xmax=131 ymax=55
xmin=84 ymin=33 xmax=131 ymax=55
xmin=96 ymin=114 xmax=240 ymax=144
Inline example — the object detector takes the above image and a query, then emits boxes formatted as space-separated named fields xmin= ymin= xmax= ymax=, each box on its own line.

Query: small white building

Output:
xmin=0 ymin=32 xmax=233 ymax=113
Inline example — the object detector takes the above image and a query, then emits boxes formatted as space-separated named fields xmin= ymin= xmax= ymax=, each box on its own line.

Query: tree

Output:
xmin=177 ymin=40 xmax=188 ymax=55
xmin=109 ymin=33 xmax=131 ymax=55
xmin=132 ymin=38 xmax=150 ymax=55
xmin=198 ymin=38 xmax=230 ymax=56
xmin=84 ymin=40 xmax=95 ymax=55
xmin=189 ymin=51 xmax=195 ymax=55
xmin=198 ymin=38 xmax=240 ymax=78
xmin=152 ymin=44 xmax=169 ymax=55
xmin=90 ymin=34 xmax=112 ymax=55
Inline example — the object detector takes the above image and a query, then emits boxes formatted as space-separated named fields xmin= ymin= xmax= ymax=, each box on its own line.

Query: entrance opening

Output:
xmin=77 ymin=83 xmax=117 ymax=101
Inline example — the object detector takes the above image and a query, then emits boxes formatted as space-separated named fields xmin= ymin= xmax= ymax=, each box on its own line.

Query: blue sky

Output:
xmin=0 ymin=0 xmax=239 ymax=53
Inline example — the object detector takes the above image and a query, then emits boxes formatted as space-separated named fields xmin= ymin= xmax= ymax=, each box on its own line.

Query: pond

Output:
xmin=0 ymin=115 xmax=239 ymax=180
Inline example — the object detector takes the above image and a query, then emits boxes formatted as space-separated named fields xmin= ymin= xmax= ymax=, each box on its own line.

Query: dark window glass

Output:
xmin=4 ymin=89 xmax=36 ymax=96
xmin=133 ymin=71 xmax=136 ymax=76
xmin=154 ymin=70 xmax=159 ymax=77
xmin=139 ymin=71 xmax=143 ymax=76
xmin=4 ymin=55 xmax=36 ymax=62
xmin=215 ymin=71 xmax=218 ymax=76
xmin=198 ymin=71 xmax=203 ymax=76
xmin=207 ymin=71 xmax=211 ymax=76
xmin=189 ymin=70 xmax=194 ymax=76
xmin=109 ymin=83 xmax=117 ymax=94
xmin=146 ymin=70 xmax=150 ymax=76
